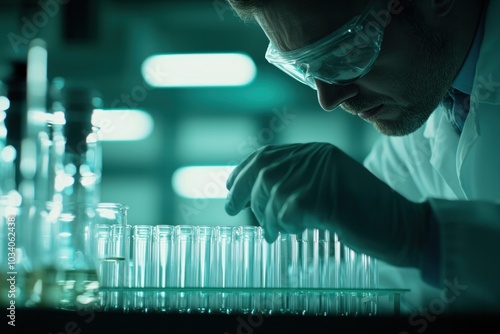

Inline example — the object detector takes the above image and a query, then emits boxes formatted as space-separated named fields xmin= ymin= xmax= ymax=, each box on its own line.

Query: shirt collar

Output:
xmin=451 ymin=0 xmax=488 ymax=95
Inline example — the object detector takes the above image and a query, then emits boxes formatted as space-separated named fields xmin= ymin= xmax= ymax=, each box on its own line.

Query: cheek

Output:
xmin=376 ymin=19 xmax=416 ymax=72
xmin=358 ymin=21 xmax=421 ymax=98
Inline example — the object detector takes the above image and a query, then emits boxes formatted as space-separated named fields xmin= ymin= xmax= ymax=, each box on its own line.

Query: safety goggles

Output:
xmin=265 ymin=0 xmax=388 ymax=90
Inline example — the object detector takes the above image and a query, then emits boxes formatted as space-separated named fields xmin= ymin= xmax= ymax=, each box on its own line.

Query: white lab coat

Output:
xmin=363 ymin=0 xmax=500 ymax=314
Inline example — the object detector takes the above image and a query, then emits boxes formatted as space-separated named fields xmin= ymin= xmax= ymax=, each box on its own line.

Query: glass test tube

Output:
xmin=94 ymin=204 xmax=128 ymax=285
xmin=209 ymin=226 xmax=235 ymax=313
xmin=332 ymin=233 xmax=345 ymax=315
xmin=192 ymin=226 xmax=213 ymax=313
xmin=318 ymin=229 xmax=331 ymax=316
xmin=94 ymin=224 xmax=110 ymax=308
xmin=260 ymin=231 xmax=282 ymax=315
xmin=152 ymin=225 xmax=174 ymax=312
xmin=358 ymin=253 xmax=378 ymax=316
xmin=300 ymin=229 xmax=330 ymax=315
xmin=234 ymin=226 xmax=262 ymax=314
xmin=130 ymin=225 xmax=152 ymax=312
xmin=286 ymin=233 xmax=301 ymax=314
xmin=172 ymin=225 xmax=194 ymax=313
xmin=93 ymin=203 xmax=128 ymax=310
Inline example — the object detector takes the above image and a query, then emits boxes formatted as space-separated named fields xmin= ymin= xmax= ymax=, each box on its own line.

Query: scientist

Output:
xmin=224 ymin=0 xmax=500 ymax=314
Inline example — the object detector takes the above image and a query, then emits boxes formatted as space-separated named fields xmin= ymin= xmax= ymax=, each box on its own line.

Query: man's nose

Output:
xmin=315 ymin=79 xmax=358 ymax=111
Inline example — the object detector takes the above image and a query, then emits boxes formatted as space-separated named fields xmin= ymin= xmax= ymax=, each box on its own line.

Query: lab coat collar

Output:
xmin=424 ymin=107 xmax=467 ymax=199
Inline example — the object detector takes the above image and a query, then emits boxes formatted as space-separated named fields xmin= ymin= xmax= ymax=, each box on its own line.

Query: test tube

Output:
xmin=152 ymin=225 xmax=174 ymax=312
xmin=209 ymin=226 xmax=235 ymax=313
xmin=94 ymin=204 xmax=128 ymax=282
xmin=192 ymin=226 xmax=213 ymax=313
xmin=345 ymin=245 xmax=359 ymax=315
xmin=369 ymin=256 xmax=379 ymax=315
xmin=358 ymin=253 xmax=378 ymax=315
xmin=318 ymin=229 xmax=330 ymax=316
xmin=172 ymin=225 xmax=195 ymax=313
xmin=278 ymin=232 xmax=299 ymax=314
xmin=93 ymin=203 xmax=128 ymax=310
xmin=260 ymin=231 xmax=281 ymax=315
xmin=129 ymin=225 xmax=153 ymax=312
xmin=332 ymin=233 xmax=346 ymax=315
xmin=234 ymin=226 xmax=262 ymax=313
xmin=94 ymin=224 xmax=111 ymax=308
xmin=122 ymin=224 xmax=132 ymax=312
xmin=300 ymin=229 xmax=330 ymax=315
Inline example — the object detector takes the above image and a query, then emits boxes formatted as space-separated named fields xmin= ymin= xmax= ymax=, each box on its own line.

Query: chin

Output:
xmin=372 ymin=116 xmax=428 ymax=137
xmin=373 ymin=102 xmax=437 ymax=136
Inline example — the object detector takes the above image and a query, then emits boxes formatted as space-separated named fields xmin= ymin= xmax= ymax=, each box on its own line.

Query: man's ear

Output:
xmin=431 ymin=0 xmax=456 ymax=17
xmin=411 ymin=0 xmax=457 ymax=22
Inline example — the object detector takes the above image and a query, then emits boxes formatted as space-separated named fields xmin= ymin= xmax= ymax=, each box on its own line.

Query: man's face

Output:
xmin=251 ymin=0 xmax=463 ymax=136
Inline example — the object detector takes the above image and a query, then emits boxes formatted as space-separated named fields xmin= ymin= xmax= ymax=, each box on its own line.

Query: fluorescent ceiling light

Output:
xmin=172 ymin=165 xmax=236 ymax=199
xmin=0 ymin=96 xmax=10 ymax=111
xmin=92 ymin=109 xmax=154 ymax=141
xmin=142 ymin=53 xmax=256 ymax=87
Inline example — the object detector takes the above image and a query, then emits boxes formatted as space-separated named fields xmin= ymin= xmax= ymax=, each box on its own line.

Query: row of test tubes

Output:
xmin=94 ymin=225 xmax=378 ymax=316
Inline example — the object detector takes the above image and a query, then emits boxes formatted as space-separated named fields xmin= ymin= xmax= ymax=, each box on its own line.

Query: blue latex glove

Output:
xmin=225 ymin=142 xmax=431 ymax=268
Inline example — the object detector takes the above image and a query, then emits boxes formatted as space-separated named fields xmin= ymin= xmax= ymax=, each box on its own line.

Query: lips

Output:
xmin=357 ymin=105 xmax=383 ymax=120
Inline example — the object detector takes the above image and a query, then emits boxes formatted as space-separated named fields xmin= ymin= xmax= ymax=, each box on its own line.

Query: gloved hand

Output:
xmin=225 ymin=142 xmax=431 ymax=268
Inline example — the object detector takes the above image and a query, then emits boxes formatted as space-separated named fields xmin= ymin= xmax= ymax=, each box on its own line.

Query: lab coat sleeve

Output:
xmin=363 ymin=136 xmax=425 ymax=202
xmin=429 ymin=198 xmax=500 ymax=313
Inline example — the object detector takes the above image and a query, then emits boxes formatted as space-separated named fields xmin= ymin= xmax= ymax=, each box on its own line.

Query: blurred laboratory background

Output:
xmin=0 ymin=0 xmax=381 ymax=228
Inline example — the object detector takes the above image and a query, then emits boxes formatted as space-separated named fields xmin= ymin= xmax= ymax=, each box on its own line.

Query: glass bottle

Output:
xmin=1 ymin=40 xmax=62 ymax=308
xmin=55 ymin=82 xmax=103 ymax=310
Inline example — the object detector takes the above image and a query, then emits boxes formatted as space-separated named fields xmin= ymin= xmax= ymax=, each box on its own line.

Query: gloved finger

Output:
xmin=226 ymin=144 xmax=299 ymax=190
xmin=260 ymin=186 xmax=285 ymax=244
xmin=262 ymin=222 xmax=280 ymax=244
xmin=245 ymin=202 xmax=278 ymax=243
xmin=226 ymin=144 xmax=299 ymax=216
xmin=260 ymin=165 xmax=301 ymax=236
xmin=251 ymin=162 xmax=295 ymax=224
xmin=226 ymin=150 xmax=258 ymax=190
xmin=249 ymin=171 xmax=272 ymax=226
xmin=226 ymin=152 xmax=271 ymax=216
xmin=225 ymin=173 xmax=252 ymax=216
xmin=277 ymin=188 xmax=311 ymax=233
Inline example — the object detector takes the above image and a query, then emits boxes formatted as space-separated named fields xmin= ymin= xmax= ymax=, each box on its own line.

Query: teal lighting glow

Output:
xmin=142 ymin=53 xmax=257 ymax=87
xmin=172 ymin=165 xmax=236 ymax=199
xmin=92 ymin=109 xmax=154 ymax=141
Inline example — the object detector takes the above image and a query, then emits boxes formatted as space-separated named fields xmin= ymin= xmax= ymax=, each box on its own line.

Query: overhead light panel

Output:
xmin=172 ymin=165 xmax=236 ymax=199
xmin=142 ymin=53 xmax=256 ymax=87
xmin=92 ymin=109 xmax=154 ymax=141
